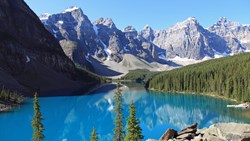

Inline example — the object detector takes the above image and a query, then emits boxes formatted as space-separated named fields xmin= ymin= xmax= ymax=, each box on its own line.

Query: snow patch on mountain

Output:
xmin=158 ymin=52 xmax=166 ymax=60
xmin=63 ymin=6 xmax=79 ymax=13
xmin=57 ymin=20 xmax=64 ymax=24
xmin=93 ymin=24 xmax=99 ymax=35
xmin=169 ymin=56 xmax=198 ymax=62
xmin=123 ymin=46 xmax=130 ymax=52
xmin=100 ymin=40 xmax=111 ymax=60
xmin=52 ymin=29 xmax=58 ymax=38
xmin=39 ymin=13 xmax=50 ymax=25
xmin=25 ymin=56 xmax=30 ymax=63
xmin=39 ymin=13 xmax=50 ymax=21
xmin=85 ymin=53 xmax=92 ymax=63
xmin=175 ymin=17 xmax=198 ymax=29
xmin=212 ymin=49 xmax=230 ymax=58
xmin=168 ymin=56 xmax=206 ymax=66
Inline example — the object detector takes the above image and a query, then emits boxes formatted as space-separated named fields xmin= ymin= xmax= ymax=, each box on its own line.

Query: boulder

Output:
xmin=178 ymin=123 xmax=198 ymax=136
xmin=176 ymin=133 xmax=195 ymax=140
xmin=159 ymin=128 xmax=178 ymax=141
xmin=192 ymin=136 xmax=204 ymax=141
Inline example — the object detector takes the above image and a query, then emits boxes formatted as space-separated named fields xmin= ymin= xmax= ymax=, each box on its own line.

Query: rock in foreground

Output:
xmin=200 ymin=123 xmax=250 ymax=141
xmin=147 ymin=123 xmax=250 ymax=141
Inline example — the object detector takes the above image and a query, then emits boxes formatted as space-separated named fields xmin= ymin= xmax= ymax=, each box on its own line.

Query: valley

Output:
xmin=0 ymin=0 xmax=250 ymax=141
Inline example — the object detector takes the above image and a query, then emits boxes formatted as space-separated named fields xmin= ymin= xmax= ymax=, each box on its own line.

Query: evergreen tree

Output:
xmin=113 ymin=82 xmax=125 ymax=141
xmin=32 ymin=92 xmax=45 ymax=141
xmin=90 ymin=128 xmax=98 ymax=141
xmin=125 ymin=101 xmax=144 ymax=141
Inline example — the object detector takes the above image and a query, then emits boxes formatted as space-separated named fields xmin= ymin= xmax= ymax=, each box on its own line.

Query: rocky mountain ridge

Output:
xmin=40 ymin=7 xmax=164 ymax=76
xmin=40 ymin=7 xmax=250 ymax=76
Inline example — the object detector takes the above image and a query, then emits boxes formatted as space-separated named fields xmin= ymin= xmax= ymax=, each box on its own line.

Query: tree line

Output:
xmin=148 ymin=53 xmax=250 ymax=102
xmin=32 ymin=82 xmax=144 ymax=141
xmin=0 ymin=87 xmax=24 ymax=104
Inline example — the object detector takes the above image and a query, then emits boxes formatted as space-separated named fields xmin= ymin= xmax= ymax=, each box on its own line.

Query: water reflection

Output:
xmin=0 ymin=84 xmax=249 ymax=141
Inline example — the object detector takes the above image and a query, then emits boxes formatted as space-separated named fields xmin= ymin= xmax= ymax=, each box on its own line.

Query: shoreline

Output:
xmin=0 ymin=102 xmax=16 ymax=112
xmin=148 ymin=88 xmax=240 ymax=103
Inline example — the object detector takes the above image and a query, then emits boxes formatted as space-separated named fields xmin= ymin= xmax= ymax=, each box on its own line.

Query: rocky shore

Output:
xmin=147 ymin=123 xmax=250 ymax=141
xmin=0 ymin=103 xmax=13 ymax=112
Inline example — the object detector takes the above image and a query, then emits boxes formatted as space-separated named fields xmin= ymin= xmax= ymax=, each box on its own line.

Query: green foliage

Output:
xmin=148 ymin=53 xmax=250 ymax=102
xmin=113 ymin=82 xmax=125 ymax=141
xmin=0 ymin=87 xmax=24 ymax=104
xmin=121 ymin=69 xmax=159 ymax=82
xmin=75 ymin=63 xmax=109 ymax=83
xmin=90 ymin=128 xmax=98 ymax=141
xmin=124 ymin=101 xmax=144 ymax=141
xmin=32 ymin=93 xmax=45 ymax=141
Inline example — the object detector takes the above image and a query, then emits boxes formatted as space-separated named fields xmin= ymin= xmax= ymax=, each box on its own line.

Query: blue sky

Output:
xmin=24 ymin=0 xmax=250 ymax=30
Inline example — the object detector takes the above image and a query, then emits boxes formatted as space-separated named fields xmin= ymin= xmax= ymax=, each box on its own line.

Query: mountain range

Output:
xmin=39 ymin=7 xmax=250 ymax=77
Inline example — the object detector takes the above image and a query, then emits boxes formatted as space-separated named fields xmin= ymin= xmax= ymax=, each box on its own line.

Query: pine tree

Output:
xmin=124 ymin=101 xmax=144 ymax=141
xmin=113 ymin=82 xmax=125 ymax=141
xmin=32 ymin=92 xmax=45 ymax=141
xmin=90 ymin=128 xmax=98 ymax=141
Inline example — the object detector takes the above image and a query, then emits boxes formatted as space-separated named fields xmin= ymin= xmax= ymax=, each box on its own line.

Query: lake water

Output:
xmin=0 ymin=84 xmax=250 ymax=141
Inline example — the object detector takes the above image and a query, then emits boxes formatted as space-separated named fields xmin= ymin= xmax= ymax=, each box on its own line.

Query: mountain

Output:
xmin=147 ymin=53 xmax=250 ymax=102
xmin=152 ymin=17 xmax=229 ymax=60
xmin=0 ymin=1 xmax=99 ymax=96
xmin=40 ymin=7 xmax=250 ymax=77
xmin=41 ymin=8 xmax=168 ymax=76
xmin=208 ymin=17 xmax=250 ymax=54
xmin=40 ymin=7 xmax=100 ymax=71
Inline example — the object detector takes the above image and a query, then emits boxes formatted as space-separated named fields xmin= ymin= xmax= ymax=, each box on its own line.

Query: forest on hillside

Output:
xmin=121 ymin=69 xmax=159 ymax=82
xmin=148 ymin=53 xmax=250 ymax=102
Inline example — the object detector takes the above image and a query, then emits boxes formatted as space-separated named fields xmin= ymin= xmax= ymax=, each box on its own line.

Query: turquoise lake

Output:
xmin=0 ymin=84 xmax=250 ymax=141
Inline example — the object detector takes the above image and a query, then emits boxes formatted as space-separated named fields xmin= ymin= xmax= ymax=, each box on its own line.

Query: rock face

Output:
xmin=209 ymin=17 xmax=250 ymax=54
xmin=0 ymin=0 xmax=98 ymax=96
xmin=41 ymin=7 xmax=100 ymax=70
xmin=159 ymin=129 xmax=177 ymax=141
xmin=152 ymin=17 xmax=229 ymax=59
xmin=200 ymin=123 xmax=250 ymax=141
xmin=150 ymin=123 xmax=250 ymax=141
xmin=41 ymin=9 xmax=163 ymax=72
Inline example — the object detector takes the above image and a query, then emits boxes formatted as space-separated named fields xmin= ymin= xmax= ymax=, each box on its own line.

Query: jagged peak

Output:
xmin=123 ymin=26 xmax=137 ymax=32
xmin=218 ymin=17 xmax=240 ymax=25
xmin=182 ymin=17 xmax=198 ymax=24
xmin=143 ymin=24 xmax=153 ymax=30
xmin=210 ymin=17 xmax=241 ymax=29
xmin=219 ymin=17 xmax=228 ymax=23
xmin=186 ymin=17 xmax=197 ymax=22
xmin=63 ymin=6 xmax=80 ymax=13
xmin=39 ymin=13 xmax=51 ymax=20
xmin=94 ymin=18 xmax=117 ymax=29
xmin=170 ymin=17 xmax=200 ymax=30
xmin=176 ymin=17 xmax=199 ymax=26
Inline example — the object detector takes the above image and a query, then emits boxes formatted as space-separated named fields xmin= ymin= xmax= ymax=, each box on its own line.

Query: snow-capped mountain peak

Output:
xmin=181 ymin=17 xmax=198 ymax=24
xmin=39 ymin=13 xmax=51 ymax=21
xmin=173 ymin=17 xmax=200 ymax=30
xmin=143 ymin=24 xmax=152 ymax=30
xmin=39 ymin=8 xmax=250 ymax=74
xmin=186 ymin=17 xmax=197 ymax=22
xmin=63 ymin=6 xmax=80 ymax=13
